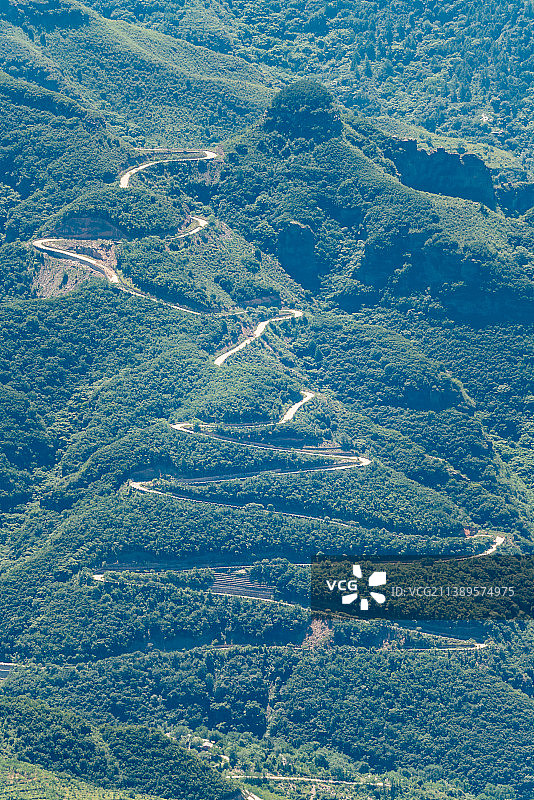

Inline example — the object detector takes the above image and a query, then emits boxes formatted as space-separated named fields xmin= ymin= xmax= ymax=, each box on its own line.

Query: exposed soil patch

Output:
xmin=33 ymin=239 xmax=117 ymax=297
xmin=302 ymin=618 xmax=332 ymax=649
xmin=33 ymin=257 xmax=93 ymax=298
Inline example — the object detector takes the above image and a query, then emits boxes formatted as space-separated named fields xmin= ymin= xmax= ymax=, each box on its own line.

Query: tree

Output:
xmin=264 ymin=80 xmax=342 ymax=141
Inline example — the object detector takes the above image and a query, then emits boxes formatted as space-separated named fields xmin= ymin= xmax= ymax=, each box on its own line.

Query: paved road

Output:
xmin=119 ymin=149 xmax=218 ymax=188
xmin=214 ymin=310 xmax=303 ymax=365
xmin=33 ymin=149 xmax=505 ymax=660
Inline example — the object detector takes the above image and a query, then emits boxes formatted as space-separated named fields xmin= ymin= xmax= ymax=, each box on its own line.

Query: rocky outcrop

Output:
xmin=387 ymin=140 xmax=495 ymax=207
xmin=277 ymin=220 xmax=317 ymax=288
xmin=52 ymin=215 xmax=123 ymax=239
xmin=496 ymin=182 xmax=534 ymax=215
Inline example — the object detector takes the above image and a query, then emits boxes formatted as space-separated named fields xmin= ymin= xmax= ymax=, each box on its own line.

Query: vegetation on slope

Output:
xmin=0 ymin=755 xmax=158 ymax=800
xmin=2 ymin=1 xmax=534 ymax=796
xmin=78 ymin=0 xmax=534 ymax=170
xmin=0 ymin=0 xmax=277 ymax=147
xmin=173 ymin=86 xmax=534 ymax=321
xmin=0 ymin=695 xmax=238 ymax=800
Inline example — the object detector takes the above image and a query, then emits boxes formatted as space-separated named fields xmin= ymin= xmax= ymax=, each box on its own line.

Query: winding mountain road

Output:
xmin=33 ymin=152 xmax=370 ymax=497
xmin=32 ymin=151 xmax=506 ymax=648
xmin=119 ymin=150 xmax=218 ymax=188
xmin=32 ymin=238 xmax=121 ymax=284
xmin=32 ymin=237 xmax=205 ymax=315
xmin=33 ymin=150 xmax=222 ymax=315
xmin=214 ymin=310 xmax=303 ymax=365
xmin=280 ymin=390 xmax=315 ymax=423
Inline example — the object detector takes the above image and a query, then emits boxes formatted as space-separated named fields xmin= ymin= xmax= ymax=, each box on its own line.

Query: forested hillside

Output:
xmin=0 ymin=0 xmax=278 ymax=146
xmin=1 ymin=0 xmax=534 ymax=798
xmin=72 ymin=0 xmax=534 ymax=166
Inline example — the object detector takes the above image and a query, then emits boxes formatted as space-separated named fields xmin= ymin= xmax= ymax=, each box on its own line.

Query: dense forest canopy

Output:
xmin=264 ymin=80 xmax=342 ymax=141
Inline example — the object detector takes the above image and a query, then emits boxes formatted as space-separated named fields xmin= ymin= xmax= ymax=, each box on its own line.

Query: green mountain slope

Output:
xmin=2 ymin=1 xmax=534 ymax=798
xmin=0 ymin=0 xmax=280 ymax=146
xmin=0 ymin=54 xmax=132 ymax=239
xmin=270 ymin=647 xmax=534 ymax=795
xmin=78 ymin=0 xmax=534 ymax=166
xmin=193 ymin=86 xmax=534 ymax=322
xmin=0 ymin=695 xmax=239 ymax=800
xmin=0 ymin=755 xmax=160 ymax=800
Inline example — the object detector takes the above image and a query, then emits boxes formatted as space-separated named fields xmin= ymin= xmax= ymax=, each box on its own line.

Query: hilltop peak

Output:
xmin=264 ymin=79 xmax=342 ymax=141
